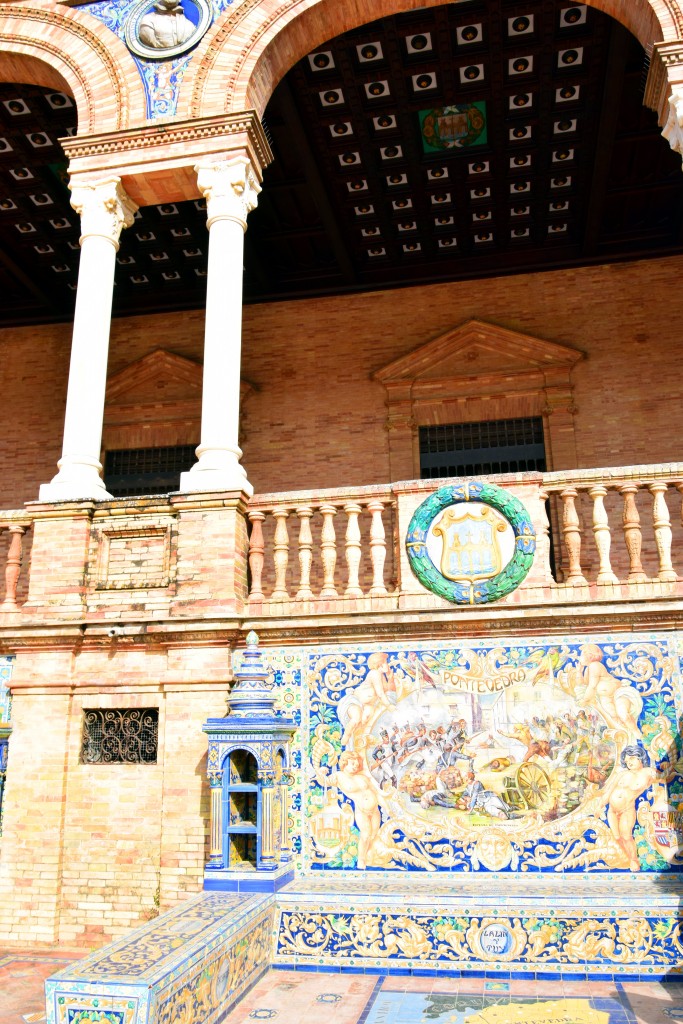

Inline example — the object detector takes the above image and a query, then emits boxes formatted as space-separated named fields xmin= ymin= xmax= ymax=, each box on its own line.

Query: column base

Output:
xmin=179 ymin=446 xmax=253 ymax=497
xmin=38 ymin=458 xmax=112 ymax=502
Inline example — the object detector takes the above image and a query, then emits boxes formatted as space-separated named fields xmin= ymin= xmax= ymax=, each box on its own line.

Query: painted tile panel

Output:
xmin=256 ymin=635 xmax=683 ymax=874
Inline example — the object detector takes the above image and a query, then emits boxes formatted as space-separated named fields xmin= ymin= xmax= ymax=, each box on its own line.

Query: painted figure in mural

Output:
xmin=459 ymin=770 xmax=510 ymax=819
xmin=600 ymin=744 xmax=672 ymax=871
xmin=420 ymin=765 xmax=465 ymax=809
xmin=338 ymin=652 xmax=394 ymax=748
xmin=577 ymin=644 xmax=642 ymax=739
xmin=319 ymin=751 xmax=381 ymax=869
xmin=139 ymin=0 xmax=195 ymax=49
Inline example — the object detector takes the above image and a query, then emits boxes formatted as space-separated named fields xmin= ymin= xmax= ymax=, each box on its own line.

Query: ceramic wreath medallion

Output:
xmin=406 ymin=481 xmax=536 ymax=604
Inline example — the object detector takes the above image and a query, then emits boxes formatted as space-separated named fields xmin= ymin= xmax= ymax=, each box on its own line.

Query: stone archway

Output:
xmin=182 ymin=0 xmax=678 ymax=121
xmin=0 ymin=4 xmax=146 ymax=134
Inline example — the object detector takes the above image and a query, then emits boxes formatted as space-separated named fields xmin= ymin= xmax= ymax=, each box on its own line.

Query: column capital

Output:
xmin=195 ymin=157 xmax=261 ymax=231
xmin=70 ymin=178 xmax=138 ymax=249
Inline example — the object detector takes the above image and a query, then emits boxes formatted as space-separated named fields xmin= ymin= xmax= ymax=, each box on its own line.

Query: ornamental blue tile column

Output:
xmin=202 ymin=631 xmax=296 ymax=892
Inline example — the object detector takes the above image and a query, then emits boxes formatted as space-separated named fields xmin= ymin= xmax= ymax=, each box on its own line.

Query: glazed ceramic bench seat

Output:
xmin=273 ymin=871 xmax=683 ymax=977
xmin=45 ymin=873 xmax=683 ymax=1024
xmin=45 ymin=892 xmax=274 ymax=1024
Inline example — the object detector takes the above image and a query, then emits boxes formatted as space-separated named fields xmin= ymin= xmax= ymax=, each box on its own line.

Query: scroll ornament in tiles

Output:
xmin=277 ymin=908 xmax=683 ymax=967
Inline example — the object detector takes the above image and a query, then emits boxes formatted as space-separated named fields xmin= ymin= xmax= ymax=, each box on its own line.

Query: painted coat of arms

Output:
xmin=406 ymin=482 xmax=535 ymax=604
xmin=420 ymin=103 xmax=487 ymax=152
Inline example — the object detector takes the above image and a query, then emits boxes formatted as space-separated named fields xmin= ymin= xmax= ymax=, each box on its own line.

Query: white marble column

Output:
xmin=179 ymin=157 xmax=260 ymax=496
xmin=39 ymin=179 xmax=137 ymax=502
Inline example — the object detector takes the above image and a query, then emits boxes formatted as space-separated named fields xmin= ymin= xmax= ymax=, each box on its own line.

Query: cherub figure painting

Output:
xmin=599 ymin=745 xmax=674 ymax=871
xmin=316 ymin=751 xmax=382 ymax=869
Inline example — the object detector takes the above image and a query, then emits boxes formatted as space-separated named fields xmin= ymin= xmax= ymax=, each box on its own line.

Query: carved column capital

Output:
xmin=195 ymin=157 xmax=261 ymax=231
xmin=70 ymin=179 xmax=137 ymax=249
xmin=663 ymin=84 xmax=683 ymax=159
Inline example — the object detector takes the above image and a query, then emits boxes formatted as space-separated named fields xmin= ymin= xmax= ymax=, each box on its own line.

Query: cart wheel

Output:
xmin=516 ymin=761 xmax=552 ymax=810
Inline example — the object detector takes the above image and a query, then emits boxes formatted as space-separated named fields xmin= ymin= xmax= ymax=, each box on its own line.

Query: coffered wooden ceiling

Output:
xmin=0 ymin=0 xmax=681 ymax=324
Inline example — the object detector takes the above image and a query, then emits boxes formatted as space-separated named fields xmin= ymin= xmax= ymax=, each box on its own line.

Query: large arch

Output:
xmin=182 ymin=0 xmax=680 ymax=121
xmin=0 ymin=3 xmax=146 ymax=135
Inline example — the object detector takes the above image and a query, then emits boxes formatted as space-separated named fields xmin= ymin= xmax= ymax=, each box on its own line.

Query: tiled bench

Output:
xmin=46 ymin=892 xmax=274 ymax=1024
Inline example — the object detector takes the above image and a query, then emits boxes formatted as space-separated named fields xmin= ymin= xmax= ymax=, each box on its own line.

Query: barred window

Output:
xmin=419 ymin=417 xmax=546 ymax=479
xmin=103 ymin=445 xmax=197 ymax=497
xmin=80 ymin=708 xmax=159 ymax=764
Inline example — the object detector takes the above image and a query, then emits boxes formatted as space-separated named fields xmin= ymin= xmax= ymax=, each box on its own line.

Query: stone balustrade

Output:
xmin=247 ymin=485 xmax=396 ymax=607
xmin=0 ymin=513 xmax=31 ymax=612
xmin=0 ymin=464 xmax=681 ymax=621
xmin=543 ymin=463 xmax=683 ymax=588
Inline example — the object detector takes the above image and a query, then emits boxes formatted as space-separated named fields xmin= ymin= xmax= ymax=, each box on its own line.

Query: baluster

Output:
xmin=589 ymin=485 xmax=618 ymax=584
xmin=319 ymin=504 xmax=338 ymax=598
xmin=247 ymin=511 xmax=265 ymax=600
xmin=344 ymin=503 xmax=363 ymax=598
xmin=620 ymin=484 xmax=647 ymax=583
xmin=537 ymin=488 xmax=552 ymax=580
xmin=2 ymin=525 xmax=26 ymax=610
xmin=367 ymin=500 xmax=388 ymax=596
xmin=649 ymin=482 xmax=678 ymax=582
xmin=271 ymin=509 xmax=290 ymax=601
xmin=295 ymin=507 xmax=314 ymax=601
xmin=560 ymin=488 xmax=587 ymax=585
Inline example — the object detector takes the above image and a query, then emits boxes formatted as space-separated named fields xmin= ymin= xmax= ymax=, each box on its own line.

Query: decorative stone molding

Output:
xmin=644 ymin=40 xmax=683 ymax=130
xmin=196 ymin=157 xmax=261 ymax=230
xmin=62 ymin=112 xmax=272 ymax=207
xmin=0 ymin=4 xmax=145 ymax=133
xmin=71 ymin=179 xmax=138 ymax=248
xmin=373 ymin=320 xmax=584 ymax=480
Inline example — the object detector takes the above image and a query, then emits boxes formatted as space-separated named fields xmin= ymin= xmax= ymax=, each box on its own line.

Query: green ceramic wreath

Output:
xmin=405 ymin=481 xmax=536 ymax=605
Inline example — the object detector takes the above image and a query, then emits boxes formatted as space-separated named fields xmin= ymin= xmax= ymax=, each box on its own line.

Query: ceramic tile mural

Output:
xmin=254 ymin=634 xmax=683 ymax=875
xmin=83 ymin=1 xmax=235 ymax=118
xmin=0 ymin=655 xmax=12 ymax=723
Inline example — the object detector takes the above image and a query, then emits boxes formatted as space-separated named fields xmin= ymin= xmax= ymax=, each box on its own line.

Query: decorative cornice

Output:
xmin=644 ymin=40 xmax=683 ymax=120
xmin=61 ymin=112 xmax=273 ymax=172
xmin=1 ymin=602 xmax=683 ymax=657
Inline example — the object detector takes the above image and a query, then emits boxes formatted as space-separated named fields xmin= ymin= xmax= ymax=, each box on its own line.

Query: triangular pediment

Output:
xmin=374 ymin=320 xmax=583 ymax=383
xmin=106 ymin=349 xmax=253 ymax=407
xmin=107 ymin=349 xmax=203 ymax=404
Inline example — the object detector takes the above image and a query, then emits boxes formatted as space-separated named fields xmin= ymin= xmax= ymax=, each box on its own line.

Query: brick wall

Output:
xmin=0 ymin=255 xmax=681 ymax=510
xmin=0 ymin=648 xmax=228 ymax=948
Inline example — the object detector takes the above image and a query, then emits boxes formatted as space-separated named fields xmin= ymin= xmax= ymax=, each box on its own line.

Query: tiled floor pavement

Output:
xmin=5 ymin=954 xmax=683 ymax=1024
xmin=225 ymin=972 xmax=683 ymax=1024
xmin=0 ymin=951 xmax=80 ymax=1024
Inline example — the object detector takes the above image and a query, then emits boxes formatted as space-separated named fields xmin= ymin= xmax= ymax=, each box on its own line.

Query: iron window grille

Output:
xmin=103 ymin=445 xmax=197 ymax=497
xmin=80 ymin=708 xmax=159 ymax=764
xmin=419 ymin=417 xmax=546 ymax=479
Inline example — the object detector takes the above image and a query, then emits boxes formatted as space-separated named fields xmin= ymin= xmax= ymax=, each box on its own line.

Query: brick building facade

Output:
xmin=0 ymin=0 xmax=682 ymax=992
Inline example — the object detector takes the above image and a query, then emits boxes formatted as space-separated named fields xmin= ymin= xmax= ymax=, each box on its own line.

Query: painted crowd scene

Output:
xmin=283 ymin=637 xmax=683 ymax=873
